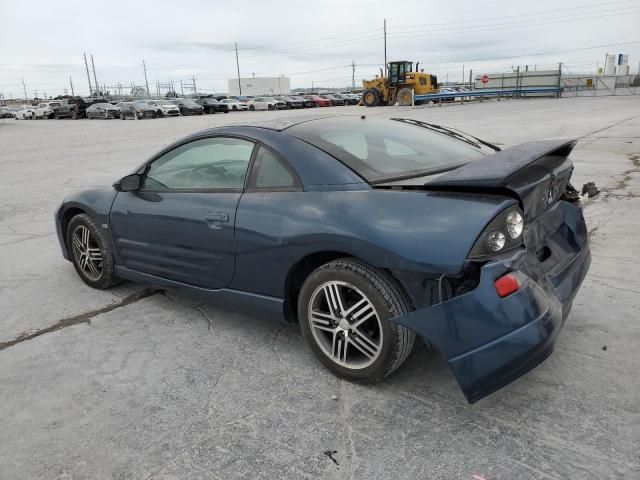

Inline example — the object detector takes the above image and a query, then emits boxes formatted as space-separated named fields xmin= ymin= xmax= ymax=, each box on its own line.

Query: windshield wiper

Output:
xmin=391 ymin=118 xmax=501 ymax=152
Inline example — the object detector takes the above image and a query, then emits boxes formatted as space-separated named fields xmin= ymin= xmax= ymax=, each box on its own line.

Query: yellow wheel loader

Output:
xmin=361 ymin=61 xmax=438 ymax=107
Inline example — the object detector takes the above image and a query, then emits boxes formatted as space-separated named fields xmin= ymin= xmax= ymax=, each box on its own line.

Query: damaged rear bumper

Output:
xmin=392 ymin=200 xmax=591 ymax=403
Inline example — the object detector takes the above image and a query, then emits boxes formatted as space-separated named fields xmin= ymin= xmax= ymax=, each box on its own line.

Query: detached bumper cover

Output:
xmin=392 ymin=201 xmax=591 ymax=403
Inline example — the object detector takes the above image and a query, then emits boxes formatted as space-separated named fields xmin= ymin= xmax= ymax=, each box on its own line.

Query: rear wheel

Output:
xmin=67 ymin=214 xmax=119 ymax=289
xmin=362 ymin=89 xmax=381 ymax=107
xmin=157 ymin=110 xmax=164 ymax=118
xmin=298 ymin=258 xmax=415 ymax=381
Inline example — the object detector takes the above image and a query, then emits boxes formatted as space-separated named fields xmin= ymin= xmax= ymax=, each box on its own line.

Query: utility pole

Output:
xmin=462 ymin=65 xmax=465 ymax=85
xmin=142 ymin=60 xmax=150 ymax=97
xmin=180 ymin=80 xmax=184 ymax=96
xmin=192 ymin=75 xmax=197 ymax=95
xmin=21 ymin=77 xmax=28 ymax=101
xmin=351 ymin=60 xmax=356 ymax=90
xmin=383 ymin=19 xmax=387 ymax=76
xmin=84 ymin=53 xmax=93 ymax=96
xmin=69 ymin=77 xmax=75 ymax=97
xmin=90 ymin=54 xmax=99 ymax=96
xmin=235 ymin=43 xmax=242 ymax=95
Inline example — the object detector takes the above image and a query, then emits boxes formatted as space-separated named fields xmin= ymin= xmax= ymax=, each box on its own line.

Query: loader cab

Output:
xmin=388 ymin=61 xmax=413 ymax=85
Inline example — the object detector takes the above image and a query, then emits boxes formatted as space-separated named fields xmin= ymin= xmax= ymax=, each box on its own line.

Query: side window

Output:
xmin=143 ymin=137 xmax=254 ymax=190
xmin=249 ymin=147 xmax=299 ymax=190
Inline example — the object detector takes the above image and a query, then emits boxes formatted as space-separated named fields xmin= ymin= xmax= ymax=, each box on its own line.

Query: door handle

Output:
xmin=205 ymin=212 xmax=229 ymax=223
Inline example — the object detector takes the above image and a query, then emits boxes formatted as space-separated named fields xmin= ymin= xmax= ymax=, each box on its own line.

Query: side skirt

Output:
xmin=115 ymin=266 xmax=286 ymax=321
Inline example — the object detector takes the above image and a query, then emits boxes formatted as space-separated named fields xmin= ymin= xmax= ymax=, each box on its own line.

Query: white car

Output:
xmin=34 ymin=101 xmax=61 ymax=119
xmin=246 ymin=97 xmax=278 ymax=111
xmin=219 ymin=98 xmax=248 ymax=111
xmin=14 ymin=105 xmax=36 ymax=119
xmin=142 ymin=100 xmax=181 ymax=117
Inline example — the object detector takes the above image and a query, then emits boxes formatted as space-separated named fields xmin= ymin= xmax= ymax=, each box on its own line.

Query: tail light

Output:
xmin=468 ymin=206 xmax=525 ymax=258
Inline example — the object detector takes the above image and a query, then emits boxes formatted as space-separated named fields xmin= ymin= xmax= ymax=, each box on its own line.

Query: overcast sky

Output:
xmin=1 ymin=0 xmax=638 ymax=98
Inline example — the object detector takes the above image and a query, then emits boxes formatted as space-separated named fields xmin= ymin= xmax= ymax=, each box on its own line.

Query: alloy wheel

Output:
xmin=71 ymin=225 xmax=103 ymax=281
xmin=308 ymin=281 xmax=383 ymax=369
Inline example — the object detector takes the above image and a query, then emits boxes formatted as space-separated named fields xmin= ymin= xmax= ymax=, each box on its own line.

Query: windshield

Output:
xmin=286 ymin=117 xmax=487 ymax=182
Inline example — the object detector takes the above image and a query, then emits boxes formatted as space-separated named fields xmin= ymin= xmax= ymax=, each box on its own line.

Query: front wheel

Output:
xmin=397 ymin=87 xmax=413 ymax=106
xmin=298 ymin=258 xmax=415 ymax=381
xmin=249 ymin=105 xmax=255 ymax=111
xmin=66 ymin=214 xmax=119 ymax=289
xmin=362 ymin=89 xmax=381 ymax=107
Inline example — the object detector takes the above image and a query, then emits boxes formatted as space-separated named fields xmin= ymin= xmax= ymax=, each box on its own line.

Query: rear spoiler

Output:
xmin=423 ymin=139 xmax=577 ymax=189
xmin=422 ymin=139 xmax=578 ymax=219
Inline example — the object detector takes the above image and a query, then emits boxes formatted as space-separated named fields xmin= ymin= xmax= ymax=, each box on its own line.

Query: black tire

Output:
xmin=232 ymin=105 xmax=238 ymax=111
xmin=268 ymin=104 xmax=274 ymax=110
xmin=298 ymin=258 xmax=415 ymax=381
xmin=249 ymin=104 xmax=255 ymax=111
xmin=362 ymin=89 xmax=381 ymax=107
xmin=397 ymin=87 xmax=413 ymax=106
xmin=66 ymin=214 xmax=120 ymax=290
xmin=157 ymin=110 xmax=164 ymax=118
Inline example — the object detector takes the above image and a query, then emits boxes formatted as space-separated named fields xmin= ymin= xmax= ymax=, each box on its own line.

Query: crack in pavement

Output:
xmin=0 ymin=288 xmax=162 ymax=352
xmin=338 ymin=378 xmax=355 ymax=479
xmin=162 ymin=291 xmax=214 ymax=332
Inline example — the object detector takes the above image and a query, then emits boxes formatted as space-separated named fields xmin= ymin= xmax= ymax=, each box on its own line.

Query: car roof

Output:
xmin=220 ymin=114 xmax=357 ymax=132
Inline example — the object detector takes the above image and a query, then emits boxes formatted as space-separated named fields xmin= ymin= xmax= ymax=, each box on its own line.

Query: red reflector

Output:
xmin=495 ymin=273 xmax=520 ymax=298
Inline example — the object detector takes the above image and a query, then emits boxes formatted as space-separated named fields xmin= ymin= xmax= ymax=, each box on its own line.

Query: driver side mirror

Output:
xmin=114 ymin=173 xmax=141 ymax=192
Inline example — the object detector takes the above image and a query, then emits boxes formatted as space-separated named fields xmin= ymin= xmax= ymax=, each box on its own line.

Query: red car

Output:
xmin=303 ymin=95 xmax=332 ymax=107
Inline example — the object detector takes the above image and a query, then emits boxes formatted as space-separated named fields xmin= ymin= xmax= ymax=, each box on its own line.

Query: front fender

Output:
xmin=55 ymin=186 xmax=118 ymax=260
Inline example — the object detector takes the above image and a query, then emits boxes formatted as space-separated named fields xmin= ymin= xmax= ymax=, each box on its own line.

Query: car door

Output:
xmin=109 ymin=136 xmax=256 ymax=289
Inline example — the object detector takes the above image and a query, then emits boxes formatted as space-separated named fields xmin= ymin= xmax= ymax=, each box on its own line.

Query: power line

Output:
xmin=388 ymin=6 xmax=640 ymax=40
xmin=391 ymin=0 xmax=639 ymax=32
xmin=420 ymin=40 xmax=640 ymax=65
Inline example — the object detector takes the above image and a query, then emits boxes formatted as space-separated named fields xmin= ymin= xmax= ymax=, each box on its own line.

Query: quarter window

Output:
xmin=143 ymin=137 xmax=254 ymax=190
xmin=250 ymin=147 xmax=298 ymax=190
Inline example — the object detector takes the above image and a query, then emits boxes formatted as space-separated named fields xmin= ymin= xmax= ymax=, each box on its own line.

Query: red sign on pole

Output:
xmin=481 ymin=74 xmax=489 ymax=84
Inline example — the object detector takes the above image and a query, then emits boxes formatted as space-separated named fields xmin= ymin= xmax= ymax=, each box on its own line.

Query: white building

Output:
xmin=228 ymin=76 xmax=291 ymax=96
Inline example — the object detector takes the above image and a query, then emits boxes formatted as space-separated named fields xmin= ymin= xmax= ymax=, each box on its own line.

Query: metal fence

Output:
xmin=561 ymin=75 xmax=640 ymax=96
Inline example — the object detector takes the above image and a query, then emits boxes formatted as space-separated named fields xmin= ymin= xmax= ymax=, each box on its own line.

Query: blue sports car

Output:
xmin=55 ymin=115 xmax=590 ymax=402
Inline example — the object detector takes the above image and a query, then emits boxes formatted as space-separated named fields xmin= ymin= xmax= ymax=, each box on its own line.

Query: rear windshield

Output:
xmin=286 ymin=117 xmax=486 ymax=182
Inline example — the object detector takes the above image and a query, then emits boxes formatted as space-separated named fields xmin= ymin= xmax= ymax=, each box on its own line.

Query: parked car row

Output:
xmin=3 ymin=92 xmax=363 ymax=121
